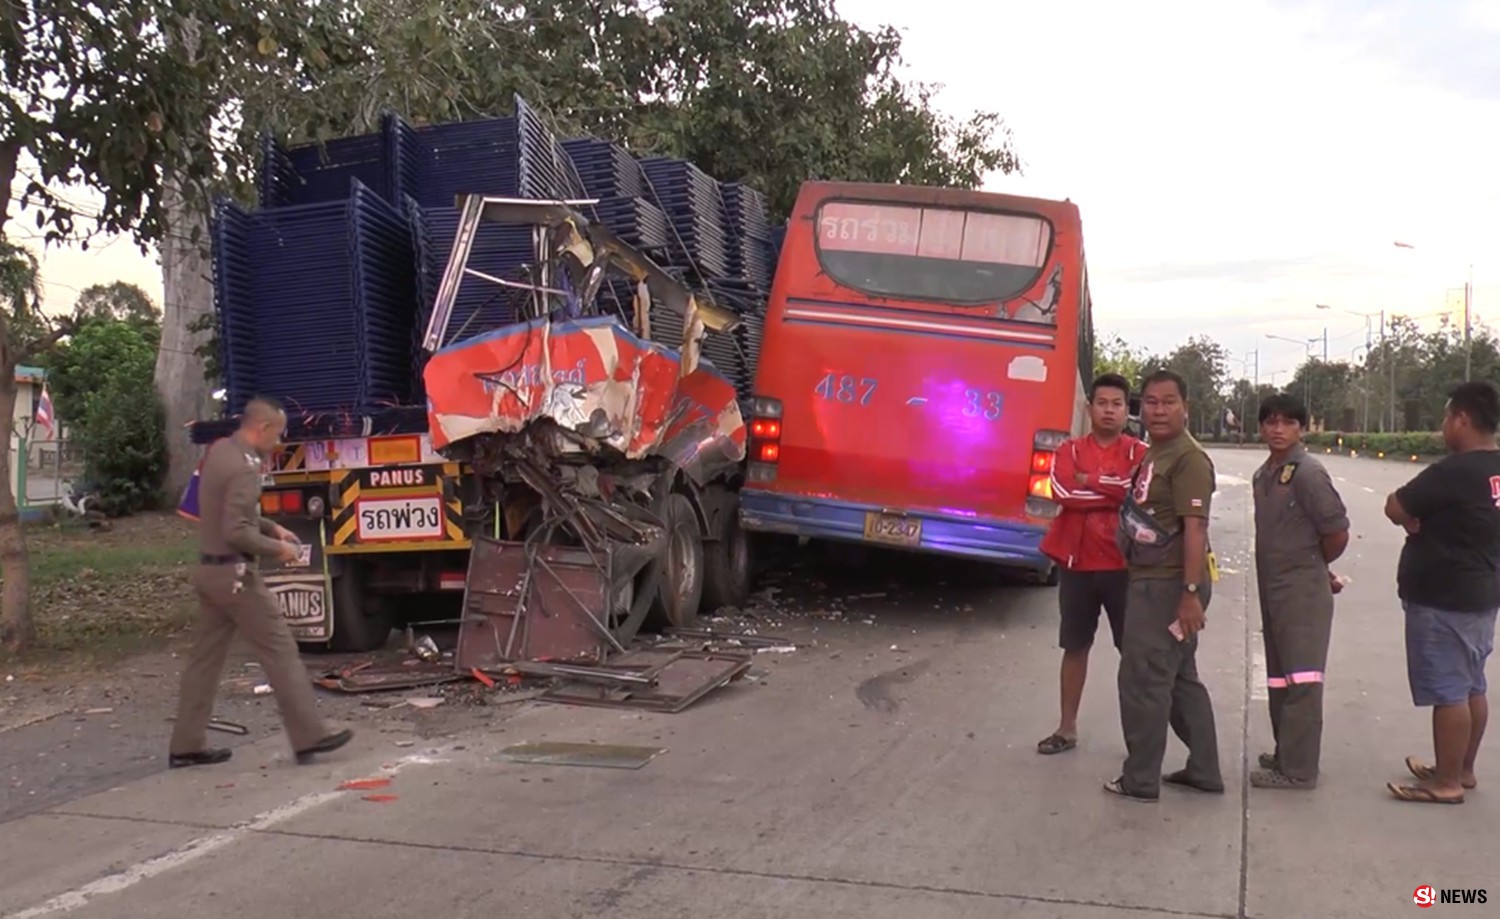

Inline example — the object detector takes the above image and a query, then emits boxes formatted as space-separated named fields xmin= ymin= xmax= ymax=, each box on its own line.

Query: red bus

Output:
xmin=739 ymin=181 xmax=1093 ymax=581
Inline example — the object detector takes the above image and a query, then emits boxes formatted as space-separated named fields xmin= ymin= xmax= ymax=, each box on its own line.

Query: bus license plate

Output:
xmin=863 ymin=512 xmax=922 ymax=547
xmin=356 ymin=496 xmax=444 ymax=541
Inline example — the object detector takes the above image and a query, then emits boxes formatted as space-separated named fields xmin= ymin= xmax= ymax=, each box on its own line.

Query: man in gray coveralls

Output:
xmin=1250 ymin=394 xmax=1349 ymax=790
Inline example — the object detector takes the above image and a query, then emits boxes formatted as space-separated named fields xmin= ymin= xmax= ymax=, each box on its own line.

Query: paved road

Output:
xmin=1 ymin=450 xmax=1492 ymax=919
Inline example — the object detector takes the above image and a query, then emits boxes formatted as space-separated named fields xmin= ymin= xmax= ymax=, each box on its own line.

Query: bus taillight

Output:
xmin=1027 ymin=430 xmax=1070 ymax=513
xmin=748 ymin=396 xmax=784 ymax=483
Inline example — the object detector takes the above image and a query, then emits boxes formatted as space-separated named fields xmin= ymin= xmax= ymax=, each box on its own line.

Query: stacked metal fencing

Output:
xmin=209 ymin=94 xmax=784 ymax=432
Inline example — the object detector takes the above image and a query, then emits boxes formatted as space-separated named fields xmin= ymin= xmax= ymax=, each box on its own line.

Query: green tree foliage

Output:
xmin=74 ymin=282 xmax=161 ymax=326
xmin=1093 ymin=334 xmax=1148 ymax=386
xmin=1144 ymin=335 xmax=1230 ymax=436
xmin=78 ymin=373 xmax=169 ymax=516
xmin=0 ymin=1 xmax=226 ymax=243
xmin=1287 ymin=359 xmax=1354 ymax=430
xmin=43 ymin=300 xmax=168 ymax=517
xmin=227 ymin=0 xmax=1021 ymax=218
xmin=43 ymin=312 xmax=162 ymax=432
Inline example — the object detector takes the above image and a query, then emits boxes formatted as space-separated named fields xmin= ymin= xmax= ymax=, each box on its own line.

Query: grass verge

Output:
xmin=15 ymin=512 xmax=197 ymax=663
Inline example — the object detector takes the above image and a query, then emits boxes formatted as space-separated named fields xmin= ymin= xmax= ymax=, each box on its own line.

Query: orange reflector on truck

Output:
xmin=369 ymin=435 xmax=422 ymax=466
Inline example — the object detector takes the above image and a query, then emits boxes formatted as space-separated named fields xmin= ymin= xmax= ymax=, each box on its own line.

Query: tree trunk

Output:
xmin=0 ymin=367 xmax=33 ymax=654
xmin=154 ymin=176 xmax=214 ymax=498
xmin=0 ymin=143 xmax=35 ymax=654
xmin=0 ymin=138 xmax=18 ymax=226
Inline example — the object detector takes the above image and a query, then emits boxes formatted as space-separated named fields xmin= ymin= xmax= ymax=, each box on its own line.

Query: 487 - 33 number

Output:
xmin=814 ymin=373 xmax=877 ymax=405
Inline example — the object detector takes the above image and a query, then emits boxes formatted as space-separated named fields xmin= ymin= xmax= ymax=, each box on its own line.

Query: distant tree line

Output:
xmin=1094 ymin=318 xmax=1497 ymax=436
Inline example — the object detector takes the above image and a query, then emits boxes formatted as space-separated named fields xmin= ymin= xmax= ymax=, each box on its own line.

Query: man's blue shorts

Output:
xmin=1403 ymin=602 xmax=1498 ymax=707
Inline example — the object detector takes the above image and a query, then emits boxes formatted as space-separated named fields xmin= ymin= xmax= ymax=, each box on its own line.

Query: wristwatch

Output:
xmin=1183 ymin=582 xmax=1199 ymax=595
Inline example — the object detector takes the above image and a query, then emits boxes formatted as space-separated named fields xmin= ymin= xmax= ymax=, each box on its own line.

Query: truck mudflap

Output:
xmin=423 ymin=315 xmax=746 ymax=484
xmin=260 ymin=516 xmax=333 ymax=642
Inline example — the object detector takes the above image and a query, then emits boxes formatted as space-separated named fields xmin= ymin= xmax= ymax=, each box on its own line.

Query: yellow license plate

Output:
xmin=863 ymin=512 xmax=922 ymax=547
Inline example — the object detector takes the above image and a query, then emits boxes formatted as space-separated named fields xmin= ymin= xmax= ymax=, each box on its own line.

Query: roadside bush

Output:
xmin=78 ymin=373 xmax=169 ymax=516
xmin=1303 ymin=431 xmax=1445 ymax=457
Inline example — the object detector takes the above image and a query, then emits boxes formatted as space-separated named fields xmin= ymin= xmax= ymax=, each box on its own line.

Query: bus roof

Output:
xmin=794 ymin=181 xmax=1082 ymax=226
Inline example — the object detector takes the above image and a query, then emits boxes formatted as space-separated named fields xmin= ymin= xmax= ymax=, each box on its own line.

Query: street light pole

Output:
xmin=1465 ymin=263 xmax=1473 ymax=381
xmin=1267 ymin=333 xmax=1317 ymax=419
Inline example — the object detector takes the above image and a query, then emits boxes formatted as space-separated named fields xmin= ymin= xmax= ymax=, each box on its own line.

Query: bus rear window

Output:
xmin=814 ymin=202 xmax=1053 ymax=313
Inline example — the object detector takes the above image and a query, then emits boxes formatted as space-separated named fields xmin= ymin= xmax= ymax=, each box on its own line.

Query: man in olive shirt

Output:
xmin=168 ymin=397 xmax=352 ymax=768
xmin=1106 ymin=370 xmax=1223 ymax=801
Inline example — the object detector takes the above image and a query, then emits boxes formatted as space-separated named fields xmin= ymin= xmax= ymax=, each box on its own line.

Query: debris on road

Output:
xmin=537 ymin=649 xmax=752 ymax=713
xmin=361 ymin=794 xmax=399 ymax=803
xmin=497 ymin=741 xmax=666 ymax=770
xmin=311 ymin=659 xmax=463 ymax=694
xmin=337 ymin=777 xmax=392 ymax=791
xmin=252 ymin=684 xmax=273 ymax=696
xmin=406 ymin=697 xmax=444 ymax=710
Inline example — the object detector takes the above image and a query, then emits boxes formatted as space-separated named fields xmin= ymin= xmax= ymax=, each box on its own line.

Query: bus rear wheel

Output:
xmin=702 ymin=496 xmax=751 ymax=612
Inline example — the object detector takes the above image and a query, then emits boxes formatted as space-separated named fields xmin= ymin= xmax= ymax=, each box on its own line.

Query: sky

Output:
xmin=6 ymin=0 xmax=1500 ymax=386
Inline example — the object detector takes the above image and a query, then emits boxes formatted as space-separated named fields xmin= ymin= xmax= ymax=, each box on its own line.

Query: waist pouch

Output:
xmin=1115 ymin=491 xmax=1182 ymax=568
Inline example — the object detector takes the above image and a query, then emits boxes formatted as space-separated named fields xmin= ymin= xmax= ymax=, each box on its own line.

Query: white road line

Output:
xmin=1362 ymin=486 xmax=1375 ymax=493
xmin=6 ymin=752 xmax=446 ymax=919
xmin=1250 ymin=642 xmax=1268 ymax=702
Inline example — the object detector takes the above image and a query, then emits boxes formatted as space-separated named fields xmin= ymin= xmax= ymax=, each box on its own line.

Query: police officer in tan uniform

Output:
xmin=1251 ymin=395 xmax=1349 ymax=790
xmin=168 ymin=397 xmax=353 ymax=768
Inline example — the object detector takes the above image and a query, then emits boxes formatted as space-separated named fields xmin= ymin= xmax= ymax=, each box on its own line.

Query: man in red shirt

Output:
xmin=1036 ymin=373 xmax=1147 ymax=755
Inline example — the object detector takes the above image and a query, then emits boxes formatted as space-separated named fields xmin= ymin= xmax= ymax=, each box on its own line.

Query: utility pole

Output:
xmin=1322 ymin=327 xmax=1328 ymax=362
xmin=1389 ymin=316 xmax=1398 ymax=432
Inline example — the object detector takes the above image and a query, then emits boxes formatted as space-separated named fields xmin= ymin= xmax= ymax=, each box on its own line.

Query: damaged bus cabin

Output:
xmin=190 ymin=196 xmax=754 ymax=655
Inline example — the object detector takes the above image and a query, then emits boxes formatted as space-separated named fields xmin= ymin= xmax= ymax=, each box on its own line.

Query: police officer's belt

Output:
xmin=200 ymin=553 xmax=252 ymax=565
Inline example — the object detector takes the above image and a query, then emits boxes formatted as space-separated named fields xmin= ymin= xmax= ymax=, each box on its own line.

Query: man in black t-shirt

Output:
xmin=1383 ymin=381 xmax=1500 ymax=805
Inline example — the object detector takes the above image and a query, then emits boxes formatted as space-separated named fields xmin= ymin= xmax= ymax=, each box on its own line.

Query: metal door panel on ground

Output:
xmin=328 ymin=462 xmax=470 ymax=554
xmin=259 ymin=517 xmax=332 ymax=641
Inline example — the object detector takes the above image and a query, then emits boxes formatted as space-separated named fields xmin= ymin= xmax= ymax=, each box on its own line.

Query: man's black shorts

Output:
xmin=1058 ymin=568 xmax=1129 ymax=651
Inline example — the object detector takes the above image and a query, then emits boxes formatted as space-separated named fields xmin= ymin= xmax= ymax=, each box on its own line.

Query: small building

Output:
xmin=9 ymin=365 xmax=63 ymax=515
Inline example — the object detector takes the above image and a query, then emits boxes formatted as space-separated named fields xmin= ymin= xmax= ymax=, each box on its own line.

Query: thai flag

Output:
xmin=34 ymin=385 xmax=54 ymax=439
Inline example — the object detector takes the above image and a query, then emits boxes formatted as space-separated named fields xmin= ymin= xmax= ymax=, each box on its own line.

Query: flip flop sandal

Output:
xmin=1036 ymin=733 xmax=1077 ymax=755
xmin=1103 ymin=777 xmax=1158 ymax=802
xmin=1387 ymin=782 xmax=1464 ymax=805
xmin=1406 ymin=756 xmax=1478 ymax=790
xmin=1164 ymin=769 xmax=1226 ymax=794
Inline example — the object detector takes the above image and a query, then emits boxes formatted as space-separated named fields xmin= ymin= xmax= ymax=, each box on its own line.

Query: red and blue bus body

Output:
xmin=739 ymin=182 xmax=1092 ymax=575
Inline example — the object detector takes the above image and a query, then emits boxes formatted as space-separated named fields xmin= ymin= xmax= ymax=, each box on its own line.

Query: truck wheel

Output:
xmin=645 ymin=493 xmax=705 ymax=630
xmin=701 ymin=503 xmax=751 ymax=612
xmin=328 ymin=567 xmax=395 ymax=652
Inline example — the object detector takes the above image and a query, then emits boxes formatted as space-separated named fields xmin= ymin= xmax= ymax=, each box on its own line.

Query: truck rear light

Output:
xmin=281 ymin=490 xmax=304 ymax=515
xmin=260 ymin=493 xmax=281 ymax=515
xmin=757 ymin=442 xmax=781 ymax=463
